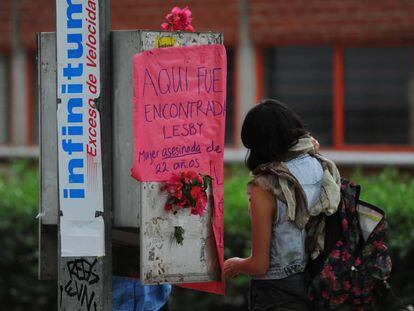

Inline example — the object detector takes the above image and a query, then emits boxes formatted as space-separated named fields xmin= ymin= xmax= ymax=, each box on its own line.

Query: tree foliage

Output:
xmin=0 ymin=161 xmax=56 ymax=310
xmin=1 ymin=162 xmax=413 ymax=310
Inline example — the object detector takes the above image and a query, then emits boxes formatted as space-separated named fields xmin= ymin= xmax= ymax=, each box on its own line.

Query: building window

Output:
xmin=262 ymin=46 xmax=414 ymax=150
xmin=344 ymin=47 xmax=413 ymax=145
xmin=0 ymin=53 xmax=9 ymax=145
xmin=263 ymin=47 xmax=333 ymax=146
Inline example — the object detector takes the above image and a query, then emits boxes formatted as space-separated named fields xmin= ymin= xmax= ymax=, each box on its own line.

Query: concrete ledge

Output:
xmin=322 ymin=150 xmax=414 ymax=166
xmin=0 ymin=146 xmax=40 ymax=158
xmin=1 ymin=145 xmax=414 ymax=166
xmin=224 ymin=148 xmax=414 ymax=166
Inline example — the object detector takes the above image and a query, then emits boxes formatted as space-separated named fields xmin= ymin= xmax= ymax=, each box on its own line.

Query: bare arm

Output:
xmin=224 ymin=184 xmax=275 ymax=277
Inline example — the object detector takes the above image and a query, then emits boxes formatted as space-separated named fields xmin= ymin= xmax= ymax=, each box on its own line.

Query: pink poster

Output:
xmin=131 ymin=44 xmax=226 ymax=294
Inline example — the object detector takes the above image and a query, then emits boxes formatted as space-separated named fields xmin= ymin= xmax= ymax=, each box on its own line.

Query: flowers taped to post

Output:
xmin=162 ymin=171 xmax=212 ymax=244
xmin=163 ymin=171 xmax=211 ymax=216
xmin=161 ymin=6 xmax=195 ymax=32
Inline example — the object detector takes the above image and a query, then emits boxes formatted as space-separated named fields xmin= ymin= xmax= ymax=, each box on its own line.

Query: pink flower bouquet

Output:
xmin=162 ymin=170 xmax=211 ymax=244
xmin=161 ymin=6 xmax=195 ymax=32
xmin=162 ymin=170 xmax=211 ymax=216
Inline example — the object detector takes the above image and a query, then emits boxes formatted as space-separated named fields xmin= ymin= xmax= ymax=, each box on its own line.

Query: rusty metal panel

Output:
xmin=135 ymin=31 xmax=223 ymax=284
xmin=38 ymin=32 xmax=58 ymax=280
xmin=140 ymin=30 xmax=223 ymax=50
xmin=112 ymin=30 xmax=142 ymax=228
xmin=38 ymin=225 xmax=58 ymax=280
xmin=39 ymin=32 xmax=58 ymax=226
xmin=140 ymin=182 xmax=220 ymax=284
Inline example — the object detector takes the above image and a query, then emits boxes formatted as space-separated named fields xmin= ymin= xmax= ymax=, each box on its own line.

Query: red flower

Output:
xmin=373 ymin=240 xmax=386 ymax=251
xmin=161 ymin=6 xmax=195 ymax=32
xmin=336 ymin=240 xmax=343 ymax=247
xmin=191 ymin=204 xmax=205 ymax=216
xmin=342 ymin=281 xmax=351 ymax=291
xmin=322 ymin=291 xmax=329 ymax=300
xmin=190 ymin=185 xmax=202 ymax=199
xmin=321 ymin=265 xmax=336 ymax=283
xmin=331 ymin=249 xmax=340 ymax=259
xmin=168 ymin=172 xmax=182 ymax=184
xmin=163 ymin=171 xmax=210 ymax=217
xmin=191 ymin=191 xmax=207 ymax=216
xmin=321 ymin=265 xmax=332 ymax=276
xmin=186 ymin=170 xmax=198 ymax=179
xmin=354 ymin=257 xmax=362 ymax=266
xmin=342 ymin=250 xmax=351 ymax=261
xmin=352 ymin=285 xmax=362 ymax=296
xmin=165 ymin=182 xmax=182 ymax=199
xmin=176 ymin=200 xmax=185 ymax=208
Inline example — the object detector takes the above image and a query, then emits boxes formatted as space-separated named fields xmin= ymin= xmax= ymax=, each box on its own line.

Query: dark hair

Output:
xmin=241 ymin=98 xmax=308 ymax=171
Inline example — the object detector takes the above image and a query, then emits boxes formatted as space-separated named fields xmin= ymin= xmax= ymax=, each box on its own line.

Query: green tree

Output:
xmin=0 ymin=161 xmax=56 ymax=311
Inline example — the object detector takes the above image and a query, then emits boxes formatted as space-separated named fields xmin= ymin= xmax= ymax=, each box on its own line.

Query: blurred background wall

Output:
xmin=0 ymin=0 xmax=413 ymax=169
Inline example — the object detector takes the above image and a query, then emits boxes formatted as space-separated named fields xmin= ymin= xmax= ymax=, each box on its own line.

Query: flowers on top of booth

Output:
xmin=161 ymin=6 xmax=195 ymax=32
xmin=162 ymin=171 xmax=211 ymax=216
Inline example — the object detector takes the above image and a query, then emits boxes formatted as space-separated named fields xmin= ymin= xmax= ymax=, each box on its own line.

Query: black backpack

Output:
xmin=306 ymin=179 xmax=392 ymax=310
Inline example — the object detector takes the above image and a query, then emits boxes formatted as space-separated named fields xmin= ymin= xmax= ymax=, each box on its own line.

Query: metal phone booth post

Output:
xmin=38 ymin=30 xmax=223 ymax=310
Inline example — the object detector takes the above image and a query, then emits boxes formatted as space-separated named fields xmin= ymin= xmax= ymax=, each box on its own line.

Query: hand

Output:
xmin=311 ymin=136 xmax=320 ymax=152
xmin=224 ymin=257 xmax=243 ymax=279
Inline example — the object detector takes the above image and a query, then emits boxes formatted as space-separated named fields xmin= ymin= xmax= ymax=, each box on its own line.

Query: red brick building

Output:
xmin=1 ymin=0 xmax=413 ymax=164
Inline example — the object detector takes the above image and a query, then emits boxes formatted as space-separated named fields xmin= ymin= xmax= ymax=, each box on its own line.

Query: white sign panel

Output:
xmin=56 ymin=0 xmax=104 ymax=256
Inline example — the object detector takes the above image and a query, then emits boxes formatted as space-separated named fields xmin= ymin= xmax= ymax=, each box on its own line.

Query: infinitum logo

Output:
xmin=56 ymin=0 xmax=104 ymax=257
xmin=60 ymin=0 xmax=86 ymax=199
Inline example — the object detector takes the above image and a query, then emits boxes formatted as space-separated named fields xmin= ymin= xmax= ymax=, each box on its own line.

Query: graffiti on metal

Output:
xmin=59 ymin=257 xmax=102 ymax=311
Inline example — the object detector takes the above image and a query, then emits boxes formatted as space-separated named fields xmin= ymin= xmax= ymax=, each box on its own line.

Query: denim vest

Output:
xmin=253 ymin=154 xmax=323 ymax=280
